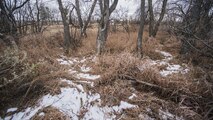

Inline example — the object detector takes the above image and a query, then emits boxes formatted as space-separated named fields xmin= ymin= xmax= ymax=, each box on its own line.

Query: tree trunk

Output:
xmin=96 ymin=0 xmax=110 ymax=55
xmin=137 ymin=0 xmax=145 ymax=58
xmin=96 ymin=0 xmax=118 ymax=55
xmin=152 ymin=0 xmax=167 ymax=37
xmin=148 ymin=0 xmax=154 ymax=37
xmin=57 ymin=0 xmax=73 ymax=53
xmin=75 ymin=0 xmax=84 ymax=35
xmin=82 ymin=0 xmax=97 ymax=37
xmin=180 ymin=0 xmax=202 ymax=54
xmin=148 ymin=0 xmax=168 ymax=37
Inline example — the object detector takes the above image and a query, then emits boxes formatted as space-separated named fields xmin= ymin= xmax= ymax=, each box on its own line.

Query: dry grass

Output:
xmin=77 ymin=26 xmax=164 ymax=61
xmin=90 ymin=51 xmax=204 ymax=119
xmin=91 ymin=48 xmax=212 ymax=119
xmin=162 ymin=35 xmax=181 ymax=55
xmin=20 ymin=32 xmax=63 ymax=63
xmin=0 ymin=32 xmax=72 ymax=115
xmin=1 ymin=24 xmax=212 ymax=119
xmin=31 ymin=107 xmax=67 ymax=120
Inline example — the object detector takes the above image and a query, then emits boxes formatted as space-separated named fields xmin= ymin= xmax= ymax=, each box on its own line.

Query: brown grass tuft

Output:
xmin=0 ymin=32 xmax=71 ymax=115
xmin=31 ymin=107 xmax=67 ymax=120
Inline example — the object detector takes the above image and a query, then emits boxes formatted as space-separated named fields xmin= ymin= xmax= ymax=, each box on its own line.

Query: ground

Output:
xmin=0 ymin=26 xmax=211 ymax=120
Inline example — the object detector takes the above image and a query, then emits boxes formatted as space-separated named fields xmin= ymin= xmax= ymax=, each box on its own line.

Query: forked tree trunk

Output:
xmin=96 ymin=0 xmax=118 ymax=55
xmin=148 ymin=0 xmax=168 ymax=37
xmin=57 ymin=0 xmax=73 ymax=53
xmin=82 ymin=0 xmax=97 ymax=37
xmin=137 ymin=0 xmax=145 ymax=58
xmin=152 ymin=0 xmax=167 ymax=37
xmin=96 ymin=0 xmax=109 ymax=55
xmin=75 ymin=0 xmax=97 ymax=38
xmin=75 ymin=0 xmax=83 ymax=34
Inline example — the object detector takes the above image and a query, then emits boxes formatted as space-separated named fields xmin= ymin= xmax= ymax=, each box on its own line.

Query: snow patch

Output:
xmin=5 ymin=86 xmax=100 ymax=120
xmin=38 ymin=112 xmax=45 ymax=116
xmin=160 ymin=64 xmax=189 ymax=77
xmin=68 ymin=69 xmax=77 ymax=74
xmin=4 ymin=79 xmax=137 ymax=120
xmin=7 ymin=108 xmax=18 ymax=113
xmin=139 ymin=113 xmax=155 ymax=120
xmin=81 ymin=65 xmax=91 ymax=72
xmin=83 ymin=101 xmax=137 ymax=120
xmin=159 ymin=109 xmax=184 ymax=120
xmin=139 ymin=50 xmax=189 ymax=77
xmin=112 ymin=101 xmax=138 ymax=113
xmin=76 ymin=73 xmax=100 ymax=80
xmin=61 ymin=79 xmax=85 ymax=91
xmin=57 ymin=58 xmax=73 ymax=65
xmin=129 ymin=93 xmax=137 ymax=99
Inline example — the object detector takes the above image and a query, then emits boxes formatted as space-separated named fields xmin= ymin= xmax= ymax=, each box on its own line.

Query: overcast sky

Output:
xmin=41 ymin=0 xmax=160 ymax=19
xmin=43 ymin=0 xmax=139 ymax=17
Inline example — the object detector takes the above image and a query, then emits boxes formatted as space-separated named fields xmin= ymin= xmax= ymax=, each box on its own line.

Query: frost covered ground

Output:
xmin=2 ymin=50 xmax=188 ymax=120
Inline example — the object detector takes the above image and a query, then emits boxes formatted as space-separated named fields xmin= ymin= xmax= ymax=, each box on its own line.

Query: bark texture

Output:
xmin=148 ymin=0 xmax=168 ymax=37
xmin=57 ymin=0 xmax=74 ymax=53
xmin=137 ymin=0 xmax=146 ymax=58
xmin=96 ymin=0 xmax=118 ymax=55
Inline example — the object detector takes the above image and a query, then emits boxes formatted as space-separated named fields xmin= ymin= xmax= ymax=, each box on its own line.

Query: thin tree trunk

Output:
xmin=75 ymin=0 xmax=83 ymax=35
xmin=96 ymin=0 xmax=118 ymax=55
xmin=148 ymin=0 xmax=154 ymax=37
xmin=148 ymin=0 xmax=167 ymax=37
xmin=97 ymin=0 xmax=110 ymax=55
xmin=137 ymin=0 xmax=145 ymax=58
xmin=57 ymin=0 xmax=73 ymax=53
xmin=152 ymin=0 xmax=168 ymax=37
xmin=82 ymin=0 xmax=97 ymax=37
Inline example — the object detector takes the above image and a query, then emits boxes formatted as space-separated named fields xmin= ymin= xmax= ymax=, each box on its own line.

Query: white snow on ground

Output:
xmin=159 ymin=109 xmax=184 ymax=120
xmin=4 ymin=79 xmax=137 ymax=120
xmin=2 ymin=53 xmax=187 ymax=120
xmin=139 ymin=50 xmax=189 ymax=77
xmin=156 ymin=50 xmax=189 ymax=77
xmin=83 ymin=101 xmax=138 ymax=120
xmin=7 ymin=108 xmax=18 ymax=113
xmin=81 ymin=65 xmax=92 ymax=72
xmin=112 ymin=101 xmax=138 ymax=112
xmin=129 ymin=93 xmax=137 ymax=100
xmin=155 ymin=50 xmax=172 ymax=58
xmin=38 ymin=112 xmax=45 ymax=116
xmin=139 ymin=113 xmax=155 ymax=120
xmin=57 ymin=58 xmax=74 ymax=65
xmin=160 ymin=64 xmax=189 ymax=77
xmin=59 ymin=56 xmax=100 ymax=81
xmin=3 ymin=56 xmax=137 ymax=120
xmin=76 ymin=73 xmax=100 ymax=80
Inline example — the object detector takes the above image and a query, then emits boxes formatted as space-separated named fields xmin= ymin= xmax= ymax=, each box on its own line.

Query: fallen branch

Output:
xmin=119 ymin=74 xmax=204 ymax=102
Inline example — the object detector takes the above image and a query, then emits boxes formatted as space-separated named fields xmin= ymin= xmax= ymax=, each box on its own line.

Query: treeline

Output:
xmin=0 ymin=0 xmax=212 ymax=58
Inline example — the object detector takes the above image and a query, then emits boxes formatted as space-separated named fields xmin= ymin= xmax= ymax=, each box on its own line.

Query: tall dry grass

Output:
xmin=0 ymin=32 xmax=71 ymax=114
xmin=77 ymin=26 xmax=165 ymax=61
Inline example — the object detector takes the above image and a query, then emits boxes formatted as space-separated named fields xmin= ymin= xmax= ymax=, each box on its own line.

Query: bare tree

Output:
xmin=74 ymin=0 xmax=97 ymax=37
xmin=75 ymin=0 xmax=84 ymax=34
xmin=96 ymin=0 xmax=118 ymax=55
xmin=0 ymin=0 xmax=30 ymax=34
xmin=112 ymin=6 xmax=129 ymax=33
xmin=178 ymin=0 xmax=213 ymax=56
xmin=148 ymin=0 xmax=168 ymax=37
xmin=136 ymin=0 xmax=146 ymax=58
xmin=57 ymin=0 xmax=75 ymax=53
